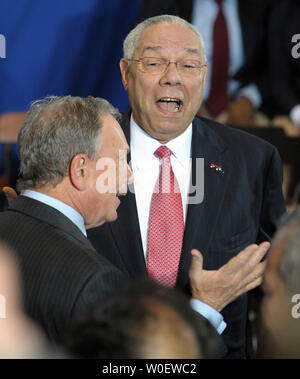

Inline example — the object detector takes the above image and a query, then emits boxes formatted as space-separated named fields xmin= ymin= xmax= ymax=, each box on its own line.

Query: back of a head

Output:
xmin=65 ymin=281 xmax=221 ymax=359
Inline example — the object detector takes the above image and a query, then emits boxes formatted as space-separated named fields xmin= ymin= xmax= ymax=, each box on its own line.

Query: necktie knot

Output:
xmin=154 ymin=145 xmax=172 ymax=160
xmin=215 ymin=0 xmax=223 ymax=7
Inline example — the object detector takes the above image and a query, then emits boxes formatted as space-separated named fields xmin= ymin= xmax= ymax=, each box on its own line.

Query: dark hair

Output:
xmin=64 ymin=280 xmax=222 ymax=359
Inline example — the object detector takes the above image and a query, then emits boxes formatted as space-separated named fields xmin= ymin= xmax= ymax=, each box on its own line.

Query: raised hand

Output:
xmin=189 ymin=242 xmax=270 ymax=312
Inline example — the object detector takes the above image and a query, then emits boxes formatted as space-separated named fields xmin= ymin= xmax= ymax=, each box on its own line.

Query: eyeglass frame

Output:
xmin=127 ymin=57 xmax=207 ymax=76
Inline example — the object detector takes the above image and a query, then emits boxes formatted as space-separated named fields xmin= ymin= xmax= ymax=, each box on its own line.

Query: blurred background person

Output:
xmin=257 ymin=208 xmax=300 ymax=358
xmin=267 ymin=0 xmax=300 ymax=205
xmin=0 ymin=242 xmax=51 ymax=358
xmin=268 ymin=0 xmax=300 ymax=136
xmin=65 ymin=280 xmax=225 ymax=359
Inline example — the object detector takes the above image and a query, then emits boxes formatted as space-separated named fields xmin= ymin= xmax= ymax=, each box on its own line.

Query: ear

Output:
xmin=120 ymin=58 xmax=129 ymax=91
xmin=69 ymin=154 xmax=88 ymax=191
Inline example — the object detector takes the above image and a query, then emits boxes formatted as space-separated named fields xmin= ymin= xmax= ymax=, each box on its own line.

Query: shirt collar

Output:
xmin=130 ymin=115 xmax=192 ymax=169
xmin=23 ymin=189 xmax=87 ymax=237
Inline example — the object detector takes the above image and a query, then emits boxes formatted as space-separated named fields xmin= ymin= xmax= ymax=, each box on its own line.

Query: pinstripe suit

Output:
xmin=0 ymin=196 xmax=124 ymax=345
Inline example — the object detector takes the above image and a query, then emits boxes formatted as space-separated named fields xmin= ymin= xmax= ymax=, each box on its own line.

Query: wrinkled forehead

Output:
xmin=136 ymin=22 xmax=203 ymax=58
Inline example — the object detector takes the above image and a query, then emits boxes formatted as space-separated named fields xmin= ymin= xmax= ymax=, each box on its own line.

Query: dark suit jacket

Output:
xmin=88 ymin=112 xmax=286 ymax=358
xmin=0 ymin=196 xmax=124 ymax=345
xmin=136 ymin=0 xmax=275 ymax=107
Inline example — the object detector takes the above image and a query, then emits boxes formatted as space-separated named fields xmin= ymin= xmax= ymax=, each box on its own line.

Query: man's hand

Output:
xmin=2 ymin=187 xmax=18 ymax=206
xmin=189 ymin=242 xmax=270 ymax=312
xmin=226 ymin=96 xmax=255 ymax=126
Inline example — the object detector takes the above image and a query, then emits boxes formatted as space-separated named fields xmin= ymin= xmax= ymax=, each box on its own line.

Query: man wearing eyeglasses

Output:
xmin=88 ymin=15 xmax=285 ymax=358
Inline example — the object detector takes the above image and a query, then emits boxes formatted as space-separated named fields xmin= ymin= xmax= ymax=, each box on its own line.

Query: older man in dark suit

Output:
xmin=87 ymin=15 xmax=285 ymax=358
xmin=0 ymin=96 xmax=131 ymax=345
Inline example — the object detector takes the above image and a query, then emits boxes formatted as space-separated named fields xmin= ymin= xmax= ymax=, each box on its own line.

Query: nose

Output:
xmin=160 ymin=61 xmax=182 ymax=86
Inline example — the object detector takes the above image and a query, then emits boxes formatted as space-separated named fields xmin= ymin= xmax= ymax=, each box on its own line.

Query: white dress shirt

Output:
xmin=130 ymin=116 xmax=226 ymax=334
xmin=130 ymin=117 xmax=192 ymax=257
xmin=192 ymin=0 xmax=261 ymax=108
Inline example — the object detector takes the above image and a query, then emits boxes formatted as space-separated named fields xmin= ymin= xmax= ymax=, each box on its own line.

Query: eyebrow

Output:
xmin=141 ymin=46 xmax=162 ymax=55
xmin=186 ymin=47 xmax=202 ymax=56
xmin=142 ymin=46 xmax=201 ymax=57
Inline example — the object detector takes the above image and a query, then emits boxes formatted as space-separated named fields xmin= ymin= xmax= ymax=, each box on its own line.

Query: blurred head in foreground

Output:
xmin=0 ymin=242 xmax=48 ymax=358
xmin=65 ymin=280 xmax=222 ymax=359
xmin=259 ymin=208 xmax=300 ymax=358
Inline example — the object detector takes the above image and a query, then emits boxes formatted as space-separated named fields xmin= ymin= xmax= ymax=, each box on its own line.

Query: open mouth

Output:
xmin=156 ymin=97 xmax=183 ymax=113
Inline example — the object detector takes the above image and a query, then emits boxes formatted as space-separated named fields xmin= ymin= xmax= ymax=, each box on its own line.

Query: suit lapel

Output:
xmin=177 ymin=117 xmax=231 ymax=287
xmin=108 ymin=112 xmax=147 ymax=278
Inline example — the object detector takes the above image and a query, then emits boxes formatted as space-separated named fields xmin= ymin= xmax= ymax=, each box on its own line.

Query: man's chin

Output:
xmin=105 ymin=210 xmax=119 ymax=224
xmin=109 ymin=212 xmax=118 ymax=223
xmin=85 ymin=220 xmax=105 ymax=230
xmin=85 ymin=208 xmax=119 ymax=229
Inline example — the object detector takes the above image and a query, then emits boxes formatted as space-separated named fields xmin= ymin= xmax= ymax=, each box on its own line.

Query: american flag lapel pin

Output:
xmin=210 ymin=163 xmax=224 ymax=175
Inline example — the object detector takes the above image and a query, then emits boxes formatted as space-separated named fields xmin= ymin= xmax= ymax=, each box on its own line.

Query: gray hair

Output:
xmin=17 ymin=96 xmax=120 ymax=191
xmin=277 ymin=209 xmax=300 ymax=297
xmin=123 ymin=15 xmax=206 ymax=62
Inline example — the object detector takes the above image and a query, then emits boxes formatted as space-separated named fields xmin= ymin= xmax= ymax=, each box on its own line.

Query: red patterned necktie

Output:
xmin=205 ymin=0 xmax=229 ymax=117
xmin=147 ymin=146 xmax=184 ymax=287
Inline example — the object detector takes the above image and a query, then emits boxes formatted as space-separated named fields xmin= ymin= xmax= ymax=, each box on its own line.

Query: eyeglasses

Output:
xmin=128 ymin=57 xmax=207 ymax=76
